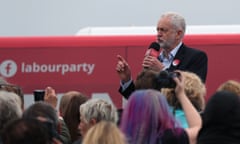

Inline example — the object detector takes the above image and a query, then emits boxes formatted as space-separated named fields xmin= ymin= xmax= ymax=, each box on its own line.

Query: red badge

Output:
xmin=172 ymin=59 xmax=180 ymax=66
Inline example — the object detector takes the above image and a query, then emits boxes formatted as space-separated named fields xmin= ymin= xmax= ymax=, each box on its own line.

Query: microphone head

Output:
xmin=148 ymin=42 xmax=160 ymax=51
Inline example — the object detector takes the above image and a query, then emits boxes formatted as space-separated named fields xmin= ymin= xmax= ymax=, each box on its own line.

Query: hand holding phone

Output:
xmin=44 ymin=87 xmax=58 ymax=108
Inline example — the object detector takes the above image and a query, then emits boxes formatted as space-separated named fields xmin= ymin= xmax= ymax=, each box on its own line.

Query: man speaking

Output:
xmin=116 ymin=12 xmax=208 ymax=99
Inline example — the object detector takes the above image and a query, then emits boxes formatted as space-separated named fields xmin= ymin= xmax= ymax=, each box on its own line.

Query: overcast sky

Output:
xmin=0 ymin=0 xmax=239 ymax=36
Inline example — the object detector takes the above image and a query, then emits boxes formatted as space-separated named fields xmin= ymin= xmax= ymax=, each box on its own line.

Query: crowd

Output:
xmin=1 ymin=11 xmax=240 ymax=144
xmin=1 ymin=71 xmax=240 ymax=144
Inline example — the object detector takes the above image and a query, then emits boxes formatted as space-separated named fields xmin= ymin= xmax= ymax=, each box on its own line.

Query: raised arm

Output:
xmin=174 ymin=71 xmax=202 ymax=144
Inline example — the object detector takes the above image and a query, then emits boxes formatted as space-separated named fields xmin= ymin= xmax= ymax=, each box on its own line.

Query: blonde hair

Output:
xmin=217 ymin=80 xmax=240 ymax=96
xmin=83 ymin=121 xmax=127 ymax=144
xmin=161 ymin=71 xmax=206 ymax=111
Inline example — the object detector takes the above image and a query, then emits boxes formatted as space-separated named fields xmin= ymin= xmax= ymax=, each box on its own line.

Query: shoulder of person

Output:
xmin=182 ymin=44 xmax=206 ymax=55
xmin=180 ymin=45 xmax=207 ymax=60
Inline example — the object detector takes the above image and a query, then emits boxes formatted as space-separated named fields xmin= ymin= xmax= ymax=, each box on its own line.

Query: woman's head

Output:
xmin=62 ymin=91 xmax=88 ymax=141
xmin=134 ymin=69 xmax=159 ymax=90
xmin=59 ymin=92 xmax=75 ymax=117
xmin=0 ymin=77 xmax=24 ymax=109
xmin=0 ymin=91 xmax=22 ymax=132
xmin=120 ymin=89 xmax=179 ymax=144
xmin=217 ymin=80 xmax=240 ymax=96
xmin=202 ymin=91 xmax=240 ymax=125
xmin=22 ymin=101 xmax=58 ymax=128
xmin=161 ymin=71 xmax=206 ymax=111
xmin=2 ymin=118 xmax=52 ymax=144
xmin=198 ymin=91 xmax=240 ymax=143
xmin=83 ymin=121 xmax=127 ymax=144
xmin=79 ymin=99 xmax=118 ymax=137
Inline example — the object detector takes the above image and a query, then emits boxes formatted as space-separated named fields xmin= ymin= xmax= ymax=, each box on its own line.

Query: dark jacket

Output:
xmin=119 ymin=43 xmax=208 ymax=99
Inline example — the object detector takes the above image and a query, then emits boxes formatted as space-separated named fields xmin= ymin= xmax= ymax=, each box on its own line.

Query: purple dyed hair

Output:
xmin=120 ymin=89 xmax=182 ymax=144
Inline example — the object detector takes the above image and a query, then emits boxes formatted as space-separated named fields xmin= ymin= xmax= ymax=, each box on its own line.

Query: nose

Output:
xmin=157 ymin=32 xmax=163 ymax=42
xmin=157 ymin=30 xmax=163 ymax=37
xmin=78 ymin=121 xmax=81 ymax=130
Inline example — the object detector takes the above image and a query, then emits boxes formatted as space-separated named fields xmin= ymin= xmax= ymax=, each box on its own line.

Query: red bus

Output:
xmin=0 ymin=34 xmax=240 ymax=108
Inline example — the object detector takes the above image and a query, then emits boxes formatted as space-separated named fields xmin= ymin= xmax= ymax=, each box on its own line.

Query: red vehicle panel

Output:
xmin=0 ymin=34 xmax=240 ymax=108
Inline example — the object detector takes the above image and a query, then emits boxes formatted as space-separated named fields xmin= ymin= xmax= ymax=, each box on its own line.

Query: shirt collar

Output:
xmin=171 ymin=42 xmax=182 ymax=57
xmin=159 ymin=42 xmax=182 ymax=60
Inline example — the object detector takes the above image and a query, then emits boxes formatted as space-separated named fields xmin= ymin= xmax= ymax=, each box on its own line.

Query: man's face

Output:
xmin=156 ymin=17 xmax=178 ymax=51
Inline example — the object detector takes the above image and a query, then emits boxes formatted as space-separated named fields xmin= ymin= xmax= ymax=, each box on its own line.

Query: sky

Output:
xmin=0 ymin=0 xmax=239 ymax=36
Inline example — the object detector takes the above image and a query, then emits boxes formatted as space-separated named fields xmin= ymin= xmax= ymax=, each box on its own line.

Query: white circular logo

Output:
xmin=0 ymin=60 xmax=17 ymax=78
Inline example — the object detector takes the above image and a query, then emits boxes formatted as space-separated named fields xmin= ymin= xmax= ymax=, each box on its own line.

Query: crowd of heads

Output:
xmin=1 ymin=11 xmax=240 ymax=144
xmin=0 ymin=76 xmax=122 ymax=144
xmin=2 ymin=73 xmax=240 ymax=144
xmin=1 ymin=73 xmax=240 ymax=144
xmin=120 ymin=62 xmax=240 ymax=144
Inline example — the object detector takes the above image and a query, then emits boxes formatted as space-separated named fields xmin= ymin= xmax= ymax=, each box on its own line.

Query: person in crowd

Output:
xmin=2 ymin=118 xmax=59 ymax=144
xmin=161 ymin=71 xmax=206 ymax=128
xmin=133 ymin=69 xmax=205 ymax=128
xmin=197 ymin=91 xmax=240 ymax=144
xmin=59 ymin=91 xmax=75 ymax=117
xmin=0 ymin=91 xmax=22 ymax=139
xmin=82 ymin=121 xmax=127 ymax=144
xmin=22 ymin=101 xmax=65 ymax=144
xmin=44 ymin=87 xmax=72 ymax=144
xmin=120 ymin=71 xmax=202 ymax=144
xmin=74 ymin=98 xmax=118 ymax=144
xmin=216 ymin=80 xmax=240 ymax=96
xmin=44 ymin=86 xmax=58 ymax=109
xmin=116 ymin=11 xmax=208 ymax=99
xmin=134 ymin=69 xmax=159 ymax=90
xmin=60 ymin=91 xmax=88 ymax=143
xmin=0 ymin=77 xmax=24 ymax=109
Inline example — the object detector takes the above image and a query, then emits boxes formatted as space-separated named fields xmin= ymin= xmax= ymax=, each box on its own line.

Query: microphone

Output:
xmin=143 ymin=42 xmax=160 ymax=69
xmin=145 ymin=42 xmax=160 ymax=58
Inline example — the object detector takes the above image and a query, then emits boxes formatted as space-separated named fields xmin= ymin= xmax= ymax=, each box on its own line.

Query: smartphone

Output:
xmin=33 ymin=90 xmax=45 ymax=102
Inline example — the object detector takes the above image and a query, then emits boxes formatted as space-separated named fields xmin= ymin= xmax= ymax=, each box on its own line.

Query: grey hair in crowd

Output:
xmin=161 ymin=12 xmax=186 ymax=35
xmin=0 ymin=91 xmax=22 ymax=132
xmin=80 ymin=99 xmax=118 ymax=124
xmin=0 ymin=77 xmax=8 ymax=85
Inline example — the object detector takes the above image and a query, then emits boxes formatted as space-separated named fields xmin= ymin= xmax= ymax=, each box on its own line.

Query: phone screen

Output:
xmin=33 ymin=90 xmax=45 ymax=102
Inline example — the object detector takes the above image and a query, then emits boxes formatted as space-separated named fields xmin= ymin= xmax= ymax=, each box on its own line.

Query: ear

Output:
xmin=176 ymin=30 xmax=183 ymax=40
xmin=59 ymin=110 xmax=63 ymax=117
xmin=89 ymin=118 xmax=97 ymax=126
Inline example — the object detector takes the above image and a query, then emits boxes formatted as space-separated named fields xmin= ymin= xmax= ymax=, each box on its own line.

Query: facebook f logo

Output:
xmin=0 ymin=60 xmax=17 ymax=77
xmin=5 ymin=62 xmax=12 ymax=75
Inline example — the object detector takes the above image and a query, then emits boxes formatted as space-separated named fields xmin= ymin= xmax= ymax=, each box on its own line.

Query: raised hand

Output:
xmin=116 ymin=55 xmax=132 ymax=83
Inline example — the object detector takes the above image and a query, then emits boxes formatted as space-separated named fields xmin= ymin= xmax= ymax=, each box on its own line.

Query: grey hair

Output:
xmin=80 ymin=99 xmax=118 ymax=124
xmin=0 ymin=77 xmax=8 ymax=85
xmin=0 ymin=91 xmax=22 ymax=131
xmin=161 ymin=12 xmax=186 ymax=36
